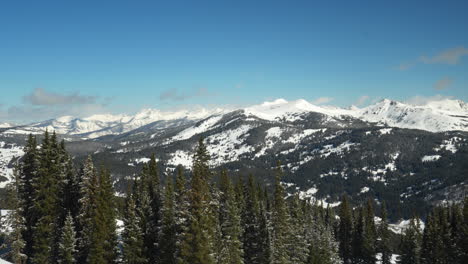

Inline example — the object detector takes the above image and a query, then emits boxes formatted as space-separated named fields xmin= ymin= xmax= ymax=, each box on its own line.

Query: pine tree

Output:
xmin=379 ymin=202 xmax=391 ymax=264
xmin=338 ymin=194 xmax=353 ymax=264
xmin=399 ymin=216 xmax=421 ymax=264
xmin=122 ymin=190 xmax=146 ymax=264
xmin=76 ymin=156 xmax=97 ymax=263
xmin=289 ymin=194 xmax=308 ymax=263
xmin=306 ymin=219 xmax=341 ymax=264
xmin=271 ymin=162 xmax=291 ymax=264
xmin=218 ymin=170 xmax=243 ymax=264
xmin=242 ymin=175 xmax=262 ymax=264
xmin=18 ymin=134 xmax=39 ymax=260
xmin=362 ymin=200 xmax=376 ymax=264
xmin=97 ymin=167 xmax=119 ymax=264
xmin=352 ymin=206 xmax=365 ymax=264
xmin=30 ymin=131 xmax=61 ymax=264
xmin=181 ymin=137 xmax=215 ymax=264
xmin=160 ymin=177 xmax=176 ymax=264
xmin=146 ymin=154 xmax=161 ymax=263
xmin=461 ymin=197 xmax=468 ymax=264
xmin=173 ymin=166 xmax=190 ymax=264
xmin=6 ymin=165 xmax=27 ymax=264
xmin=58 ymin=213 xmax=77 ymax=264
xmin=421 ymin=210 xmax=444 ymax=264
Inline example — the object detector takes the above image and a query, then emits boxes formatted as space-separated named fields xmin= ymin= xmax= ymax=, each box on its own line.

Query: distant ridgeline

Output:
xmin=0 ymin=131 xmax=467 ymax=264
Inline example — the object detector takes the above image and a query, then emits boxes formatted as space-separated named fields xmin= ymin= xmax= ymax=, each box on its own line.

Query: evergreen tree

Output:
xmin=218 ymin=170 xmax=243 ymax=264
xmin=18 ymin=134 xmax=39 ymax=260
xmin=146 ymin=154 xmax=162 ymax=263
xmin=160 ymin=177 xmax=176 ymax=264
xmin=379 ymin=202 xmax=391 ymax=264
xmin=122 ymin=190 xmax=146 ymax=264
xmin=338 ymin=194 xmax=353 ymax=264
xmin=271 ymin=162 xmax=291 ymax=264
xmin=289 ymin=194 xmax=308 ymax=263
xmin=97 ymin=168 xmax=119 ymax=264
xmin=421 ymin=210 xmax=444 ymax=264
xmin=30 ymin=131 xmax=61 ymax=264
xmin=461 ymin=198 xmax=468 ymax=264
xmin=362 ymin=200 xmax=376 ymax=264
xmin=398 ymin=216 xmax=421 ymax=264
xmin=242 ymin=175 xmax=262 ymax=264
xmin=173 ymin=166 xmax=190 ymax=264
xmin=307 ymin=220 xmax=341 ymax=264
xmin=181 ymin=137 xmax=215 ymax=264
xmin=58 ymin=213 xmax=77 ymax=264
xmin=6 ymin=165 xmax=27 ymax=264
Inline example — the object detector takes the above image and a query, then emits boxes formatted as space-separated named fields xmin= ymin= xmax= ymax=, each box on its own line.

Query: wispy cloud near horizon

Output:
xmin=159 ymin=87 xmax=216 ymax=101
xmin=433 ymin=77 xmax=453 ymax=90
xmin=397 ymin=46 xmax=468 ymax=70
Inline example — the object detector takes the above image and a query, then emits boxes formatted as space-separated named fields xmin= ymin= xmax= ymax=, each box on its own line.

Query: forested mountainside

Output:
xmin=1 ymin=133 xmax=467 ymax=264
xmin=1 ymin=99 xmax=467 ymax=219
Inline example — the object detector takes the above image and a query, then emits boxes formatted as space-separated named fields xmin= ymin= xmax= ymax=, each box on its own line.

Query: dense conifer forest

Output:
xmin=0 ymin=132 xmax=467 ymax=264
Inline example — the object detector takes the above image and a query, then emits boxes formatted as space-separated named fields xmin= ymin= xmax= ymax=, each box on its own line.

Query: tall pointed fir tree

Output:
xmin=421 ymin=210 xmax=444 ymax=264
xmin=146 ymin=154 xmax=162 ymax=263
xmin=398 ymin=216 xmax=421 ymax=264
xmin=271 ymin=162 xmax=291 ymax=264
xmin=122 ymin=185 xmax=146 ymax=264
xmin=242 ymin=175 xmax=262 ymax=264
xmin=218 ymin=170 xmax=243 ymax=264
xmin=289 ymin=194 xmax=308 ymax=263
xmin=18 ymin=134 xmax=38 ymax=260
xmin=58 ymin=212 xmax=77 ymax=264
xmin=379 ymin=201 xmax=391 ymax=264
xmin=30 ymin=131 xmax=61 ymax=264
xmin=338 ymin=194 xmax=353 ymax=264
xmin=461 ymin=198 xmax=468 ymax=264
xmin=362 ymin=200 xmax=377 ymax=264
xmin=173 ymin=166 xmax=190 ymax=264
xmin=6 ymin=165 xmax=27 ymax=264
xmin=306 ymin=216 xmax=341 ymax=264
xmin=97 ymin=167 xmax=119 ymax=264
xmin=352 ymin=206 xmax=365 ymax=264
xmin=181 ymin=137 xmax=215 ymax=264
xmin=160 ymin=177 xmax=176 ymax=264
xmin=76 ymin=156 xmax=97 ymax=263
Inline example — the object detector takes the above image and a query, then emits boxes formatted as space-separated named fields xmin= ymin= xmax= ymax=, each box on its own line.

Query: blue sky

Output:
xmin=1 ymin=0 xmax=467 ymax=123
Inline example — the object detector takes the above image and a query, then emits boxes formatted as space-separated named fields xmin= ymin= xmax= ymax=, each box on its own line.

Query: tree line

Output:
xmin=0 ymin=132 xmax=467 ymax=264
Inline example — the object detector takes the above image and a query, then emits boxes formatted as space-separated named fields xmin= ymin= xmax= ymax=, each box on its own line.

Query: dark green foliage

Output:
xmin=160 ymin=178 xmax=176 ymax=264
xmin=122 ymin=189 xmax=146 ymax=264
xmin=218 ymin=170 xmax=243 ymax=264
xmin=58 ymin=213 xmax=77 ymax=264
xmin=338 ymin=194 xmax=353 ymax=264
xmin=379 ymin=202 xmax=391 ymax=264
xmin=399 ymin=216 xmax=422 ymax=264
xmin=271 ymin=162 xmax=291 ymax=264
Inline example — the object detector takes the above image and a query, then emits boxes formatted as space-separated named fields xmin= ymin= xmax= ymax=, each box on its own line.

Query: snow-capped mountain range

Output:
xmin=3 ymin=98 xmax=467 ymax=138
xmin=1 ymin=97 xmax=467 ymax=219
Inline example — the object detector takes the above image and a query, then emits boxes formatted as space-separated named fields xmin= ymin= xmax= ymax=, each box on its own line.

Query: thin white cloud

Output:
xmin=397 ymin=46 xmax=468 ymax=70
xmin=312 ymin=97 xmax=334 ymax=105
xmin=159 ymin=87 xmax=215 ymax=101
xmin=420 ymin=46 xmax=468 ymax=65
xmin=2 ymin=88 xmax=111 ymax=124
xmin=405 ymin=94 xmax=454 ymax=105
xmin=355 ymin=95 xmax=370 ymax=106
xmin=23 ymin=88 xmax=97 ymax=106
xmin=433 ymin=77 xmax=453 ymax=90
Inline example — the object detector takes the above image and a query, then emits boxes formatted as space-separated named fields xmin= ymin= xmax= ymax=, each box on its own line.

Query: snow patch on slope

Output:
xmin=0 ymin=142 xmax=24 ymax=188
xmin=206 ymin=124 xmax=254 ymax=166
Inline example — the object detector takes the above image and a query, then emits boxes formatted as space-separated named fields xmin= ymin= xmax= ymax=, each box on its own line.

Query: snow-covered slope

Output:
xmin=0 ymin=123 xmax=12 ymax=128
xmin=243 ymin=98 xmax=468 ymax=132
xmin=3 ymin=108 xmax=226 ymax=138
xmin=358 ymin=99 xmax=468 ymax=132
